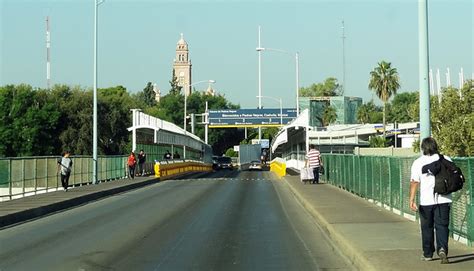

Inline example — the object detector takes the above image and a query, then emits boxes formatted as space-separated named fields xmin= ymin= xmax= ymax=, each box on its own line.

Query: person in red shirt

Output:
xmin=127 ymin=151 xmax=137 ymax=179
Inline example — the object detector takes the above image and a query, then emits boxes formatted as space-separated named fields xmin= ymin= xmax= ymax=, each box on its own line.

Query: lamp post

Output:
xmin=183 ymin=80 xmax=215 ymax=158
xmin=93 ymin=0 xmax=105 ymax=185
xmin=257 ymin=26 xmax=263 ymax=140
xmin=419 ymin=0 xmax=431 ymax=141
xmin=257 ymin=95 xmax=283 ymax=126
xmin=256 ymin=47 xmax=300 ymax=116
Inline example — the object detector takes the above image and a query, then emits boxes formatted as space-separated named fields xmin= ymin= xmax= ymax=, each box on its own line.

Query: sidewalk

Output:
xmin=283 ymin=175 xmax=474 ymax=271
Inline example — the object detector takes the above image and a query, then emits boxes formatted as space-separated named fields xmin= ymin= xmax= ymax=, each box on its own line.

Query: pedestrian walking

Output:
xmin=173 ymin=151 xmax=181 ymax=159
xmin=137 ymin=149 xmax=146 ymax=176
xmin=409 ymin=137 xmax=451 ymax=264
xmin=127 ymin=151 xmax=137 ymax=179
xmin=306 ymin=144 xmax=322 ymax=184
xmin=57 ymin=150 xmax=73 ymax=192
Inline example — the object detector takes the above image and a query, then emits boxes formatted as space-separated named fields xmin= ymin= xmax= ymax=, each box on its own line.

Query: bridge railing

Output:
xmin=0 ymin=155 xmax=127 ymax=201
xmin=321 ymin=154 xmax=473 ymax=246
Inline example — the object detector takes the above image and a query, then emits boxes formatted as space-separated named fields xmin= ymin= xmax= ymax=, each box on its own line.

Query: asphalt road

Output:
xmin=0 ymin=170 xmax=353 ymax=271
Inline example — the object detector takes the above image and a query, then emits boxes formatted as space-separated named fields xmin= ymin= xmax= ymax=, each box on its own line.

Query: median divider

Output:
xmin=270 ymin=158 xmax=286 ymax=177
xmin=154 ymin=160 xmax=213 ymax=180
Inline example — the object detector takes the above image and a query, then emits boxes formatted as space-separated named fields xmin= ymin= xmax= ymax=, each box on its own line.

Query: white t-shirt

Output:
xmin=410 ymin=154 xmax=452 ymax=206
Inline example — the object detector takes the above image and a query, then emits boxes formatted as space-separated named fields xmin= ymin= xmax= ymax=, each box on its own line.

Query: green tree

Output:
xmin=225 ymin=147 xmax=238 ymax=157
xmin=98 ymin=85 xmax=138 ymax=154
xmin=368 ymin=61 xmax=401 ymax=138
xmin=388 ymin=92 xmax=418 ymax=123
xmin=357 ymin=101 xmax=383 ymax=124
xmin=431 ymin=81 xmax=473 ymax=156
xmin=140 ymin=82 xmax=157 ymax=107
xmin=322 ymin=106 xmax=337 ymax=126
xmin=299 ymin=77 xmax=340 ymax=97
xmin=169 ymin=70 xmax=182 ymax=95
xmin=56 ymin=86 xmax=94 ymax=155
xmin=369 ymin=135 xmax=389 ymax=147
xmin=0 ymin=84 xmax=61 ymax=157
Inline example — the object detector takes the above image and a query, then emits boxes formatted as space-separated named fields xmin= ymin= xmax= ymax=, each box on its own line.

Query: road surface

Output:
xmin=0 ymin=170 xmax=353 ymax=271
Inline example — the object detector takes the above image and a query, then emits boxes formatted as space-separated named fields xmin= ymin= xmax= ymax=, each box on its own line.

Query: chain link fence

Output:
xmin=321 ymin=154 xmax=473 ymax=247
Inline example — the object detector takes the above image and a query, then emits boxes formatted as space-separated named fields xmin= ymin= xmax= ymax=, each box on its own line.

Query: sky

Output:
xmin=1 ymin=0 xmax=472 ymax=109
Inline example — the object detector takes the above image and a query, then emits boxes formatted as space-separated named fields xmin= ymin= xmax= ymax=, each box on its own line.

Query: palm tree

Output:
xmin=368 ymin=61 xmax=400 ymax=137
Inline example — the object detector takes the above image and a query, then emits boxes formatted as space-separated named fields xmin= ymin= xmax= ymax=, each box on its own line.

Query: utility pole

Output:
xmin=341 ymin=19 xmax=346 ymax=96
xmin=46 ymin=16 xmax=51 ymax=89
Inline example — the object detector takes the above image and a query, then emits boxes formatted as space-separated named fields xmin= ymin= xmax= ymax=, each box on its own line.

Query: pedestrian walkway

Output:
xmin=283 ymin=175 xmax=474 ymax=271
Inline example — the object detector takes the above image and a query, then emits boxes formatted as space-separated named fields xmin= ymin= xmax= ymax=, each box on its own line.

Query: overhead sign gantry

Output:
xmin=208 ymin=108 xmax=297 ymax=128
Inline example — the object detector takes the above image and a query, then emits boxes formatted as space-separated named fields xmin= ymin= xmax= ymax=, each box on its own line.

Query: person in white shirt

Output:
xmin=409 ymin=137 xmax=451 ymax=264
xmin=306 ymin=145 xmax=322 ymax=184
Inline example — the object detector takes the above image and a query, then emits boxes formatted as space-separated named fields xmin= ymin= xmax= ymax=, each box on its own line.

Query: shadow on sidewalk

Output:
xmin=447 ymin=253 xmax=474 ymax=264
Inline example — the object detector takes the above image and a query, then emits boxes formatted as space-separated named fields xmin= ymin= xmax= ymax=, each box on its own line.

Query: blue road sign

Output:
xmin=209 ymin=108 xmax=297 ymax=128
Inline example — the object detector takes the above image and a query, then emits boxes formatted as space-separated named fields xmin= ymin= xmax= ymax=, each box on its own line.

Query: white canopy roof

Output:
xmin=271 ymin=109 xmax=309 ymax=153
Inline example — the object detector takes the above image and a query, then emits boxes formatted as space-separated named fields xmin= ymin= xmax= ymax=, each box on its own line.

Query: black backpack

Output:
xmin=433 ymin=155 xmax=465 ymax=195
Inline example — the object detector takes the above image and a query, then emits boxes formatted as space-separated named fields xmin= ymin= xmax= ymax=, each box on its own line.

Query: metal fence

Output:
xmin=0 ymin=155 xmax=127 ymax=201
xmin=321 ymin=154 xmax=473 ymax=246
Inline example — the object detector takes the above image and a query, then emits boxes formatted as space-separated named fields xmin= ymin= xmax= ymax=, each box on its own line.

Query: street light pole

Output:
xmin=93 ymin=0 xmax=104 ymax=185
xmin=183 ymin=80 xmax=215 ymax=157
xmin=419 ymin=0 xmax=431 ymax=141
xmin=257 ymin=47 xmax=300 ymax=116
xmin=257 ymin=95 xmax=283 ymax=126
xmin=257 ymin=26 xmax=262 ymax=140
xmin=296 ymin=52 xmax=300 ymax=115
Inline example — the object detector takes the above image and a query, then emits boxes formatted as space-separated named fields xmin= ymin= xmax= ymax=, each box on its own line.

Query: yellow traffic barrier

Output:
xmin=270 ymin=159 xmax=286 ymax=177
xmin=154 ymin=161 xmax=212 ymax=180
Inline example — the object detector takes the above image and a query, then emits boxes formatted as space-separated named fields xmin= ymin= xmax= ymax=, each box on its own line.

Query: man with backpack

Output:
xmin=409 ymin=137 xmax=457 ymax=264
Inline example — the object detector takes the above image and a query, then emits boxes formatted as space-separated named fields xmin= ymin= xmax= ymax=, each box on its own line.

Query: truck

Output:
xmin=238 ymin=144 xmax=262 ymax=170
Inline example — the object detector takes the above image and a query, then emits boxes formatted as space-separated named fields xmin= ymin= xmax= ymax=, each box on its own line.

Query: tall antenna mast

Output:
xmin=46 ymin=16 xmax=51 ymax=89
xmin=341 ymin=19 xmax=346 ymax=96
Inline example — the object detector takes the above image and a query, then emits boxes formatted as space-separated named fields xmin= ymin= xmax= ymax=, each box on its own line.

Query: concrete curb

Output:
xmin=0 ymin=171 xmax=213 ymax=229
xmin=282 ymin=177 xmax=377 ymax=271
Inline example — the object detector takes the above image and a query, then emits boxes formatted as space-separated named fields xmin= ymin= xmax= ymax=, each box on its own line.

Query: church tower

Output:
xmin=173 ymin=33 xmax=192 ymax=96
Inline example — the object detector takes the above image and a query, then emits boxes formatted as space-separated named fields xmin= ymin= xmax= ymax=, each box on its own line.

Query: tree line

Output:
xmin=0 ymin=80 xmax=243 ymax=157
xmin=2 ymin=64 xmax=471 ymax=158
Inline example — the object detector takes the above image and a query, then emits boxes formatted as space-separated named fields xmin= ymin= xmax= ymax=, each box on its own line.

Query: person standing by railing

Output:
xmin=137 ymin=150 xmax=146 ymax=176
xmin=57 ymin=151 xmax=73 ymax=192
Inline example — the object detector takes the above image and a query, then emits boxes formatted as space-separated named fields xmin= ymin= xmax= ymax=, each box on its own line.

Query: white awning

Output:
xmin=271 ymin=109 xmax=309 ymax=152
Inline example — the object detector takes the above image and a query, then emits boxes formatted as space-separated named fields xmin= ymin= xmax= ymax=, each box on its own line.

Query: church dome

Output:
xmin=176 ymin=33 xmax=188 ymax=50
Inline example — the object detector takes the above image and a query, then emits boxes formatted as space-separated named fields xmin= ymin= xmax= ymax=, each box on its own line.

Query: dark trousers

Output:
xmin=312 ymin=167 xmax=320 ymax=184
xmin=138 ymin=162 xmax=145 ymax=175
xmin=128 ymin=166 xmax=135 ymax=179
xmin=60 ymin=172 xmax=70 ymax=190
xmin=419 ymin=203 xmax=450 ymax=257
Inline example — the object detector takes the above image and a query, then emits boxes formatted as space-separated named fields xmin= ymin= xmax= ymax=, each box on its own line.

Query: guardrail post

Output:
xmin=9 ymin=159 xmax=12 ymax=200
xmin=22 ymin=159 xmax=25 ymax=197
xmin=34 ymin=158 xmax=38 ymax=195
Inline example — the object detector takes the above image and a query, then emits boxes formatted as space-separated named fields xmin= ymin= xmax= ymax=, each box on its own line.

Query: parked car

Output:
xmin=248 ymin=160 xmax=262 ymax=171
xmin=216 ymin=156 xmax=233 ymax=170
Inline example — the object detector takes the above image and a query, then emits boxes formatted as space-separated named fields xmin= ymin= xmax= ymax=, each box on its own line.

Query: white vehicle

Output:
xmin=248 ymin=160 xmax=262 ymax=170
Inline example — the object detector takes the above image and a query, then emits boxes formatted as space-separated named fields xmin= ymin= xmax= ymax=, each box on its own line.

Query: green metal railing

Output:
xmin=0 ymin=155 xmax=127 ymax=201
xmin=321 ymin=154 xmax=473 ymax=246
